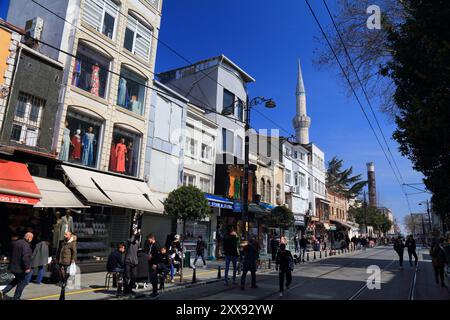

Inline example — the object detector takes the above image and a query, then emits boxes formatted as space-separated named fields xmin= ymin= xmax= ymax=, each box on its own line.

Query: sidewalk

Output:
xmin=2 ymin=247 xmax=363 ymax=300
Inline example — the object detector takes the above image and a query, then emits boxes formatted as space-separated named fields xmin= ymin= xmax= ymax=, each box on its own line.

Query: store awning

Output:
xmin=323 ymin=223 xmax=330 ymax=230
xmin=331 ymin=219 xmax=355 ymax=230
xmin=259 ymin=202 xmax=276 ymax=210
xmin=0 ymin=160 xmax=41 ymax=205
xmin=61 ymin=165 xmax=163 ymax=213
xmin=205 ymin=194 xmax=233 ymax=210
xmin=32 ymin=176 xmax=88 ymax=208
xmin=248 ymin=203 xmax=271 ymax=214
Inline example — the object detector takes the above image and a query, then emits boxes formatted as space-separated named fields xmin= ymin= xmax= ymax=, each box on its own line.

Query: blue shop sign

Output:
xmin=233 ymin=201 xmax=242 ymax=213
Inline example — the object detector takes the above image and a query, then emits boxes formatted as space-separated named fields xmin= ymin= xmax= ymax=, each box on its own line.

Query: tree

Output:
xmin=326 ymin=156 xmax=367 ymax=199
xmin=164 ymin=185 xmax=211 ymax=280
xmin=348 ymin=205 xmax=385 ymax=234
xmin=262 ymin=205 xmax=295 ymax=232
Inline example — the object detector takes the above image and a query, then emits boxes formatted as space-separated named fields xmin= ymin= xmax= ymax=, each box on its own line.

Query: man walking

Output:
xmin=394 ymin=237 xmax=405 ymax=270
xmin=192 ymin=235 xmax=207 ymax=269
xmin=1 ymin=232 xmax=33 ymax=300
xmin=270 ymin=235 xmax=280 ymax=261
xmin=240 ymin=238 xmax=259 ymax=290
xmin=299 ymin=235 xmax=308 ymax=263
xmin=276 ymin=243 xmax=294 ymax=297
xmin=405 ymin=235 xmax=418 ymax=268
xmin=223 ymin=228 xmax=239 ymax=286
xmin=124 ymin=234 xmax=139 ymax=295
xmin=144 ymin=234 xmax=160 ymax=298
xmin=430 ymin=238 xmax=447 ymax=287
xmin=57 ymin=231 xmax=77 ymax=300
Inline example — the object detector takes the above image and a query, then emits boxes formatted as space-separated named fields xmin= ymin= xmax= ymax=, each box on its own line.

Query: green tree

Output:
xmin=164 ymin=185 xmax=211 ymax=280
xmin=326 ymin=156 xmax=367 ymax=199
xmin=262 ymin=205 xmax=295 ymax=231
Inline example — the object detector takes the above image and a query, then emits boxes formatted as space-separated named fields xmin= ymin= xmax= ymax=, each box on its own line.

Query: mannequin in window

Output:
xmin=82 ymin=126 xmax=96 ymax=167
xmin=109 ymin=140 xmax=117 ymax=172
xmin=117 ymin=77 xmax=127 ymax=107
xmin=90 ymin=62 xmax=100 ymax=96
xmin=115 ymin=138 xmax=127 ymax=173
xmin=72 ymin=59 xmax=82 ymax=87
xmin=126 ymin=141 xmax=134 ymax=175
xmin=228 ymin=176 xmax=236 ymax=199
xmin=129 ymin=95 xmax=141 ymax=114
xmin=70 ymin=129 xmax=82 ymax=161
xmin=59 ymin=121 xmax=72 ymax=161
xmin=234 ymin=177 xmax=241 ymax=199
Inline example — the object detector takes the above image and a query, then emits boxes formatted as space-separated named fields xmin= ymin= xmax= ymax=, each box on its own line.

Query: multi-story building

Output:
xmin=5 ymin=0 xmax=165 ymax=270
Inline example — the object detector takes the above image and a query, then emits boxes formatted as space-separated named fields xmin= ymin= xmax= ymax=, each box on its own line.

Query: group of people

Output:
xmin=393 ymin=235 xmax=447 ymax=287
xmin=0 ymin=230 xmax=77 ymax=300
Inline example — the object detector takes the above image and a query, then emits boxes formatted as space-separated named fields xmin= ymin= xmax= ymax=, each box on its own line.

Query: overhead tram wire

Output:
xmin=304 ymin=0 xmax=413 ymax=214
xmin=322 ymin=0 xmax=408 ymax=187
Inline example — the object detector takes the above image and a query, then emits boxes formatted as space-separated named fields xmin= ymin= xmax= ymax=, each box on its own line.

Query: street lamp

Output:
xmin=224 ymin=96 xmax=276 ymax=241
xmin=419 ymin=200 xmax=432 ymax=242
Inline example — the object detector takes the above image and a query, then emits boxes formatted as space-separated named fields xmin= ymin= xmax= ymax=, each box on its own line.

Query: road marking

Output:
xmin=29 ymin=287 xmax=106 ymax=300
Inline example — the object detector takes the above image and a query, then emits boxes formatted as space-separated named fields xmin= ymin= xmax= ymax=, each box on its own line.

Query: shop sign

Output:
xmin=0 ymin=193 xmax=39 ymax=205
xmin=208 ymin=200 xmax=233 ymax=210
xmin=329 ymin=225 xmax=337 ymax=231
xmin=294 ymin=214 xmax=305 ymax=226
xmin=233 ymin=201 xmax=242 ymax=213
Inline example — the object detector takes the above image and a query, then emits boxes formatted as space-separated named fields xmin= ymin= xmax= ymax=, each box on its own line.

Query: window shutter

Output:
xmin=104 ymin=0 xmax=119 ymax=16
xmin=135 ymin=23 xmax=152 ymax=61
xmin=82 ymin=0 xmax=104 ymax=30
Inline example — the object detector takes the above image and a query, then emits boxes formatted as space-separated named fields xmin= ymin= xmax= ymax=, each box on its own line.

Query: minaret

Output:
xmin=367 ymin=162 xmax=377 ymax=207
xmin=293 ymin=59 xmax=311 ymax=144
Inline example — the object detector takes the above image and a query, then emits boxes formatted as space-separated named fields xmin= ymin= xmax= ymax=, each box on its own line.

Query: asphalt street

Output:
xmin=153 ymin=247 xmax=450 ymax=300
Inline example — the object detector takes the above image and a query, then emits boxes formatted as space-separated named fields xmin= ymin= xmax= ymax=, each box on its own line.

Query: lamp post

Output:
xmin=419 ymin=200 xmax=432 ymax=243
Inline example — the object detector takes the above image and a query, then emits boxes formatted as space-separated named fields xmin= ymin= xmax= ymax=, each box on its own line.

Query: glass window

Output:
xmin=62 ymin=110 xmax=103 ymax=168
xmin=124 ymin=15 xmax=153 ymax=61
xmin=72 ymin=44 xmax=110 ymax=99
xmin=294 ymin=172 xmax=299 ymax=186
xmin=117 ymin=67 xmax=146 ymax=115
xmin=300 ymin=173 xmax=306 ymax=187
xmin=201 ymin=143 xmax=211 ymax=161
xmin=185 ymin=137 xmax=197 ymax=158
xmin=109 ymin=126 xmax=141 ymax=176
xmin=222 ymin=89 xmax=234 ymax=114
xmin=236 ymin=98 xmax=243 ymax=121
xmin=236 ymin=135 xmax=243 ymax=159
xmin=10 ymin=92 xmax=45 ymax=147
xmin=222 ymin=128 xmax=234 ymax=154
xmin=294 ymin=151 xmax=298 ymax=159
xmin=183 ymin=174 xmax=196 ymax=187
xmin=266 ymin=180 xmax=271 ymax=203
xmin=82 ymin=0 xmax=119 ymax=40
xmin=260 ymin=178 xmax=265 ymax=201
xmin=285 ymin=169 xmax=291 ymax=185
xmin=200 ymin=178 xmax=210 ymax=193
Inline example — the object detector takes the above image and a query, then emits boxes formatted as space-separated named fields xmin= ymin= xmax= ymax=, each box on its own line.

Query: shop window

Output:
xmin=82 ymin=0 xmax=119 ymax=40
xmin=109 ymin=126 xmax=141 ymax=176
xmin=10 ymin=92 xmax=45 ymax=147
xmin=117 ymin=67 xmax=146 ymax=115
xmin=72 ymin=44 xmax=110 ymax=99
xmin=60 ymin=110 xmax=103 ymax=168
xmin=124 ymin=14 xmax=153 ymax=61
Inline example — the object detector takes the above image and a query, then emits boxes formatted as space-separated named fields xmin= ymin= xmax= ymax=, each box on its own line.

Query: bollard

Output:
xmin=268 ymin=259 xmax=271 ymax=269
xmin=307 ymin=252 xmax=310 ymax=261
xmin=217 ymin=266 xmax=221 ymax=279
xmin=320 ymin=251 xmax=322 ymax=259
xmin=313 ymin=251 xmax=316 ymax=260
xmin=192 ymin=267 xmax=197 ymax=283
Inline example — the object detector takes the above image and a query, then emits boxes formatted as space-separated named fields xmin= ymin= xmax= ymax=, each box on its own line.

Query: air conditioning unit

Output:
xmin=24 ymin=17 xmax=44 ymax=45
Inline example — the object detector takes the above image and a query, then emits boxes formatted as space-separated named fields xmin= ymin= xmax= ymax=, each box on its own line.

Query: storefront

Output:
xmin=205 ymin=194 xmax=233 ymax=259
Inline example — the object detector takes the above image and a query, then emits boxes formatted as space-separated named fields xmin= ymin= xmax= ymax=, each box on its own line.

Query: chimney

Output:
xmin=366 ymin=162 xmax=377 ymax=207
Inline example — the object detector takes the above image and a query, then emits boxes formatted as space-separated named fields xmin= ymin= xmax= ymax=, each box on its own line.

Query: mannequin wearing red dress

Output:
xmin=109 ymin=141 xmax=117 ymax=171
xmin=115 ymin=138 xmax=127 ymax=173
xmin=70 ymin=129 xmax=82 ymax=160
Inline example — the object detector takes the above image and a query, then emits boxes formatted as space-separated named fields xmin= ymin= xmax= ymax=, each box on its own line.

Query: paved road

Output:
xmin=153 ymin=247 xmax=450 ymax=300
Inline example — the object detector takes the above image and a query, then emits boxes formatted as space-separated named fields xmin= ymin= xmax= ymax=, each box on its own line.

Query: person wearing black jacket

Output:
xmin=192 ymin=236 xmax=207 ymax=268
xmin=394 ymin=237 xmax=405 ymax=270
xmin=299 ymin=235 xmax=309 ymax=263
xmin=223 ymin=228 xmax=239 ymax=286
xmin=405 ymin=235 xmax=418 ymax=268
xmin=1 ymin=232 xmax=33 ymax=300
xmin=240 ymin=239 xmax=259 ymax=290
xmin=107 ymin=243 xmax=125 ymax=289
xmin=276 ymin=243 xmax=294 ymax=297
xmin=144 ymin=234 xmax=160 ymax=298
xmin=124 ymin=234 xmax=139 ymax=295
xmin=155 ymin=247 xmax=171 ymax=290
xmin=270 ymin=235 xmax=280 ymax=261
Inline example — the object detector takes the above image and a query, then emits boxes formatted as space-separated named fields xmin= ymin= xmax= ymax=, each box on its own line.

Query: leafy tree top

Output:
xmin=164 ymin=185 xmax=211 ymax=221
xmin=262 ymin=205 xmax=295 ymax=229
xmin=326 ymin=156 xmax=367 ymax=199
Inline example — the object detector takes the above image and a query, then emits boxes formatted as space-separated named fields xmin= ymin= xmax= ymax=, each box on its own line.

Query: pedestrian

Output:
xmin=361 ymin=237 xmax=368 ymax=251
xmin=276 ymin=243 xmax=294 ymax=297
xmin=0 ymin=232 xmax=33 ymax=300
xmin=144 ymin=234 xmax=160 ymax=298
xmin=270 ymin=234 xmax=280 ymax=261
xmin=57 ymin=231 xmax=77 ymax=300
xmin=26 ymin=238 xmax=50 ymax=284
xmin=429 ymin=239 xmax=447 ymax=288
xmin=293 ymin=234 xmax=299 ymax=254
xmin=240 ymin=238 xmax=259 ymax=290
xmin=280 ymin=234 xmax=287 ymax=245
xmin=299 ymin=235 xmax=308 ymax=263
xmin=223 ymin=227 xmax=239 ymax=286
xmin=124 ymin=233 xmax=139 ymax=295
xmin=156 ymin=247 xmax=171 ymax=290
xmin=106 ymin=242 xmax=126 ymax=293
xmin=169 ymin=234 xmax=182 ymax=280
xmin=394 ymin=237 xmax=405 ymax=270
xmin=351 ymin=236 xmax=358 ymax=251
xmin=405 ymin=235 xmax=418 ymax=268
xmin=192 ymin=235 xmax=207 ymax=269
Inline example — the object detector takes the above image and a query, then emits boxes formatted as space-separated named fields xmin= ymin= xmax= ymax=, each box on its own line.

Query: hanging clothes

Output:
xmin=90 ymin=64 xmax=100 ymax=96
xmin=117 ymin=77 xmax=127 ymax=107
xmin=126 ymin=145 xmax=134 ymax=175
xmin=70 ymin=133 xmax=82 ymax=160
xmin=82 ymin=132 xmax=96 ymax=167
xmin=229 ymin=176 xmax=236 ymax=199
xmin=109 ymin=143 xmax=117 ymax=171
xmin=234 ymin=177 xmax=241 ymax=199
xmin=59 ymin=127 xmax=71 ymax=161
xmin=129 ymin=98 xmax=141 ymax=115
xmin=115 ymin=142 xmax=127 ymax=173
xmin=72 ymin=59 xmax=82 ymax=87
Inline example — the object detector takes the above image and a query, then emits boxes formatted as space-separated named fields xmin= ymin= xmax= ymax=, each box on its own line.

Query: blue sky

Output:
xmin=155 ymin=0 xmax=429 ymax=231
xmin=0 ymin=0 xmax=429 ymax=231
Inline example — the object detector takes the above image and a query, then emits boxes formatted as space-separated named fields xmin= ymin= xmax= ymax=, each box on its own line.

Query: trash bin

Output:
xmin=184 ymin=251 xmax=191 ymax=267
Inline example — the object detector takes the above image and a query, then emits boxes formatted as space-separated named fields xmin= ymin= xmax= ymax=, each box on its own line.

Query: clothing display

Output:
xmin=126 ymin=145 xmax=134 ymax=175
xmin=129 ymin=99 xmax=141 ymax=115
xmin=109 ymin=143 xmax=117 ymax=172
xmin=117 ymin=78 xmax=127 ymax=107
xmin=59 ymin=127 xmax=71 ymax=161
xmin=229 ymin=176 xmax=236 ymax=199
xmin=70 ymin=132 xmax=82 ymax=160
xmin=82 ymin=132 xmax=96 ymax=167
xmin=72 ymin=59 xmax=82 ymax=87
xmin=90 ymin=64 xmax=100 ymax=96
xmin=115 ymin=142 xmax=127 ymax=173
xmin=234 ymin=177 xmax=241 ymax=199
xmin=59 ymin=215 xmax=74 ymax=242
xmin=52 ymin=218 xmax=62 ymax=249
